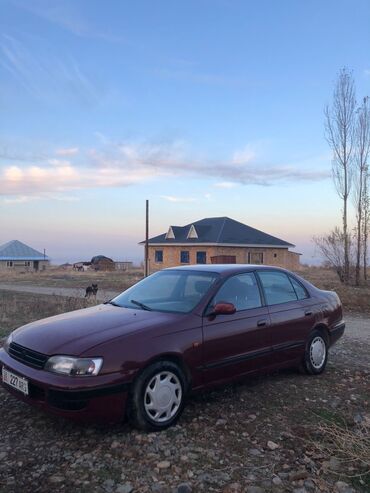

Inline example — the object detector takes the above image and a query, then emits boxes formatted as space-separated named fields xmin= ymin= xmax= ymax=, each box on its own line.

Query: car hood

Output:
xmin=11 ymin=304 xmax=180 ymax=356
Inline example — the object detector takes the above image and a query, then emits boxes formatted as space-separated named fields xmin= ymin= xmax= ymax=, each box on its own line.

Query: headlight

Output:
xmin=3 ymin=333 xmax=13 ymax=353
xmin=45 ymin=356 xmax=103 ymax=376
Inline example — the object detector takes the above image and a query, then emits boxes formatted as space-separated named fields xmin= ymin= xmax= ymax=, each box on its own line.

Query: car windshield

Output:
xmin=110 ymin=270 xmax=219 ymax=313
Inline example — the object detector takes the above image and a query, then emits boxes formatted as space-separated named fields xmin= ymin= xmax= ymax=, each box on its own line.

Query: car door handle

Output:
xmin=257 ymin=319 xmax=267 ymax=327
xmin=304 ymin=310 xmax=313 ymax=316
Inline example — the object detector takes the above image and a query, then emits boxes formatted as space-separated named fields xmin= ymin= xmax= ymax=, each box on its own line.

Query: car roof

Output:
xmin=164 ymin=264 xmax=290 ymax=275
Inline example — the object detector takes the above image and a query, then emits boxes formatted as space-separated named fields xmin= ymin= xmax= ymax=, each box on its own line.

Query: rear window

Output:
xmin=289 ymin=276 xmax=309 ymax=300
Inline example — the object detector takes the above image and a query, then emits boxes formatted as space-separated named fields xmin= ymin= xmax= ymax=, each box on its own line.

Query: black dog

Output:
xmin=85 ymin=283 xmax=98 ymax=298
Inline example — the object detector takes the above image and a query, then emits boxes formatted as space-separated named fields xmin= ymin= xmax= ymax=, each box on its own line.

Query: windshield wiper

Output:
xmin=130 ymin=299 xmax=152 ymax=311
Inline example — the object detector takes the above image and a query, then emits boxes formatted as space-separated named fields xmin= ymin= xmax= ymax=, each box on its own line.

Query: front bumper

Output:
xmin=0 ymin=348 xmax=130 ymax=423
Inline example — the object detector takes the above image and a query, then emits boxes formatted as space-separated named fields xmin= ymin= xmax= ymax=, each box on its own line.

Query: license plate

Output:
xmin=2 ymin=367 xmax=29 ymax=395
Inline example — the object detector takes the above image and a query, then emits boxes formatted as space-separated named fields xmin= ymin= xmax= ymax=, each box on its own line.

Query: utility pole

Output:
xmin=144 ymin=199 xmax=149 ymax=277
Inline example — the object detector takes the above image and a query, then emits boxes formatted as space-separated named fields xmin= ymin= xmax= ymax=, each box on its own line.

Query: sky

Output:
xmin=1 ymin=0 xmax=370 ymax=264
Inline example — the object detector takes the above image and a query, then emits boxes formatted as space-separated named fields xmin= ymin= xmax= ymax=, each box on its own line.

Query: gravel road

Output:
xmin=0 ymin=287 xmax=368 ymax=493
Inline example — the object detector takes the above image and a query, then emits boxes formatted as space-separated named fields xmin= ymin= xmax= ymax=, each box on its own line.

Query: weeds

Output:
xmin=0 ymin=291 xmax=94 ymax=338
xmin=311 ymin=414 xmax=370 ymax=489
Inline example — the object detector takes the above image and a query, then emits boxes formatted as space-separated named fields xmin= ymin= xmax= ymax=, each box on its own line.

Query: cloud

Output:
xmin=16 ymin=1 xmax=126 ymax=43
xmin=214 ymin=181 xmax=239 ymax=189
xmin=0 ymin=137 xmax=330 ymax=201
xmin=0 ymin=34 xmax=101 ymax=106
xmin=232 ymin=146 xmax=256 ymax=164
xmin=3 ymin=193 xmax=79 ymax=204
xmin=161 ymin=195 xmax=197 ymax=203
xmin=55 ymin=147 xmax=79 ymax=156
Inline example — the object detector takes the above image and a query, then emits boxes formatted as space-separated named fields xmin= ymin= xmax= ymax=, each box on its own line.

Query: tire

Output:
xmin=128 ymin=361 xmax=187 ymax=431
xmin=302 ymin=329 xmax=329 ymax=375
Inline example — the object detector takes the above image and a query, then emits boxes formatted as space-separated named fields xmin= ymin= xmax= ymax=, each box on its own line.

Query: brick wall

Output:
xmin=148 ymin=245 xmax=301 ymax=272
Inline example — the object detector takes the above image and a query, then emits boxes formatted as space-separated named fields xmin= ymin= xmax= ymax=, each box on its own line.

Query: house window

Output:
xmin=155 ymin=250 xmax=163 ymax=263
xmin=196 ymin=251 xmax=207 ymax=264
xmin=180 ymin=251 xmax=190 ymax=263
xmin=248 ymin=252 xmax=264 ymax=264
xmin=274 ymin=253 xmax=277 ymax=258
xmin=25 ymin=261 xmax=31 ymax=267
xmin=6 ymin=261 xmax=13 ymax=267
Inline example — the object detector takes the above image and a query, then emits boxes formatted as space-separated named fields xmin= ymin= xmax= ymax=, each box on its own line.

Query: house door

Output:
xmin=34 ymin=261 xmax=39 ymax=271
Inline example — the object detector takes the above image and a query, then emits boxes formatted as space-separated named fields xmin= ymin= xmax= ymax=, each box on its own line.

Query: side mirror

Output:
xmin=213 ymin=302 xmax=236 ymax=315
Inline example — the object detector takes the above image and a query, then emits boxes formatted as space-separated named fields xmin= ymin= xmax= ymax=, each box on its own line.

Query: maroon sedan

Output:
xmin=0 ymin=265 xmax=345 ymax=431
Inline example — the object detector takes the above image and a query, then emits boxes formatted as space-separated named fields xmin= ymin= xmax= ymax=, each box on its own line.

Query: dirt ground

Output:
xmin=0 ymin=269 xmax=369 ymax=492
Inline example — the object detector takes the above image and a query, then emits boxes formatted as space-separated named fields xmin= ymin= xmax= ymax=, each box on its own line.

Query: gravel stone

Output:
xmin=335 ymin=481 xmax=355 ymax=493
xmin=0 ymin=311 xmax=367 ymax=493
xmin=157 ymin=461 xmax=171 ymax=469
xmin=246 ymin=487 xmax=265 ymax=493
xmin=176 ymin=483 xmax=192 ymax=493
xmin=267 ymin=440 xmax=279 ymax=450
xmin=116 ymin=484 xmax=134 ymax=493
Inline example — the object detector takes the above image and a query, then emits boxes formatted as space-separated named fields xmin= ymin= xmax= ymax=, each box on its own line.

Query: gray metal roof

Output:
xmin=143 ymin=217 xmax=294 ymax=247
xmin=0 ymin=240 xmax=49 ymax=261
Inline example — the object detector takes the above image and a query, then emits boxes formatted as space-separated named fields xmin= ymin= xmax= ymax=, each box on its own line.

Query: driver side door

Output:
xmin=202 ymin=272 xmax=272 ymax=385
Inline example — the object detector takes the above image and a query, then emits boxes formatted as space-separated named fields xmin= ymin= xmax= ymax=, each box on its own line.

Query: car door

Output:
xmin=202 ymin=272 xmax=272 ymax=385
xmin=256 ymin=270 xmax=318 ymax=365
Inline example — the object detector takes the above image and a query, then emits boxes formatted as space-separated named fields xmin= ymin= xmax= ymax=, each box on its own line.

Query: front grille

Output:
xmin=8 ymin=342 xmax=48 ymax=370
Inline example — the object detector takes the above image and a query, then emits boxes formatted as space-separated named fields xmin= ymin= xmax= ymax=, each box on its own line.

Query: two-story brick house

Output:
xmin=143 ymin=217 xmax=300 ymax=271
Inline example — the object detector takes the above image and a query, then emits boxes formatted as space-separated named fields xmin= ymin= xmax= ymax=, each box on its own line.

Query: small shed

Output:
xmin=115 ymin=261 xmax=133 ymax=271
xmin=91 ymin=255 xmax=115 ymax=271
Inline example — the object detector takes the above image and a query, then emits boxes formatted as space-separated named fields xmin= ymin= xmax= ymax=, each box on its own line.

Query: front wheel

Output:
xmin=302 ymin=330 xmax=328 ymax=375
xmin=128 ymin=361 xmax=187 ymax=431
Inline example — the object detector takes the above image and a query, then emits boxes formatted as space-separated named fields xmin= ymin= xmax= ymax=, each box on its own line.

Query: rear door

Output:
xmin=256 ymin=270 xmax=317 ymax=365
xmin=202 ymin=272 xmax=272 ymax=385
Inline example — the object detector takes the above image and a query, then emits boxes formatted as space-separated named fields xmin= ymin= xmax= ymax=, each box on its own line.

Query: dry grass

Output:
xmin=0 ymin=290 xmax=96 ymax=338
xmin=0 ymin=267 xmax=144 ymax=291
xmin=1 ymin=265 xmax=370 ymax=314
xmin=312 ymin=418 xmax=370 ymax=489
xmin=299 ymin=266 xmax=370 ymax=313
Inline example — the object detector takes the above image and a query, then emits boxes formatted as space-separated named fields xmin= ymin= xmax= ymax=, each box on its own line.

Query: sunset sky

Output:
xmin=1 ymin=0 xmax=370 ymax=264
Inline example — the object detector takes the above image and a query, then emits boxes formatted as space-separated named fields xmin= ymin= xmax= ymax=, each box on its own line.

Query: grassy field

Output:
xmin=299 ymin=266 xmax=370 ymax=314
xmin=0 ymin=267 xmax=144 ymax=290
xmin=0 ymin=291 xmax=94 ymax=338
xmin=1 ymin=265 xmax=370 ymax=314
xmin=1 ymin=265 xmax=370 ymax=340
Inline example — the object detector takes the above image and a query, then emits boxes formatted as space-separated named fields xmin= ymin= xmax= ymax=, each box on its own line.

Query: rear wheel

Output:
xmin=128 ymin=361 xmax=187 ymax=431
xmin=302 ymin=330 xmax=328 ymax=375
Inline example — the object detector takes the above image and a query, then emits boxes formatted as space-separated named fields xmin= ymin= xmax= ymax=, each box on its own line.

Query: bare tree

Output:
xmin=313 ymin=228 xmax=347 ymax=282
xmin=353 ymin=97 xmax=370 ymax=285
xmin=325 ymin=68 xmax=356 ymax=283
xmin=363 ymin=166 xmax=370 ymax=280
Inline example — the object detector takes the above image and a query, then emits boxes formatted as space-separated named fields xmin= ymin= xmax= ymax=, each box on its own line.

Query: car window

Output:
xmin=258 ymin=271 xmax=298 ymax=305
xmin=111 ymin=270 xmax=219 ymax=313
xmin=213 ymin=272 xmax=262 ymax=311
xmin=289 ymin=276 xmax=309 ymax=300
